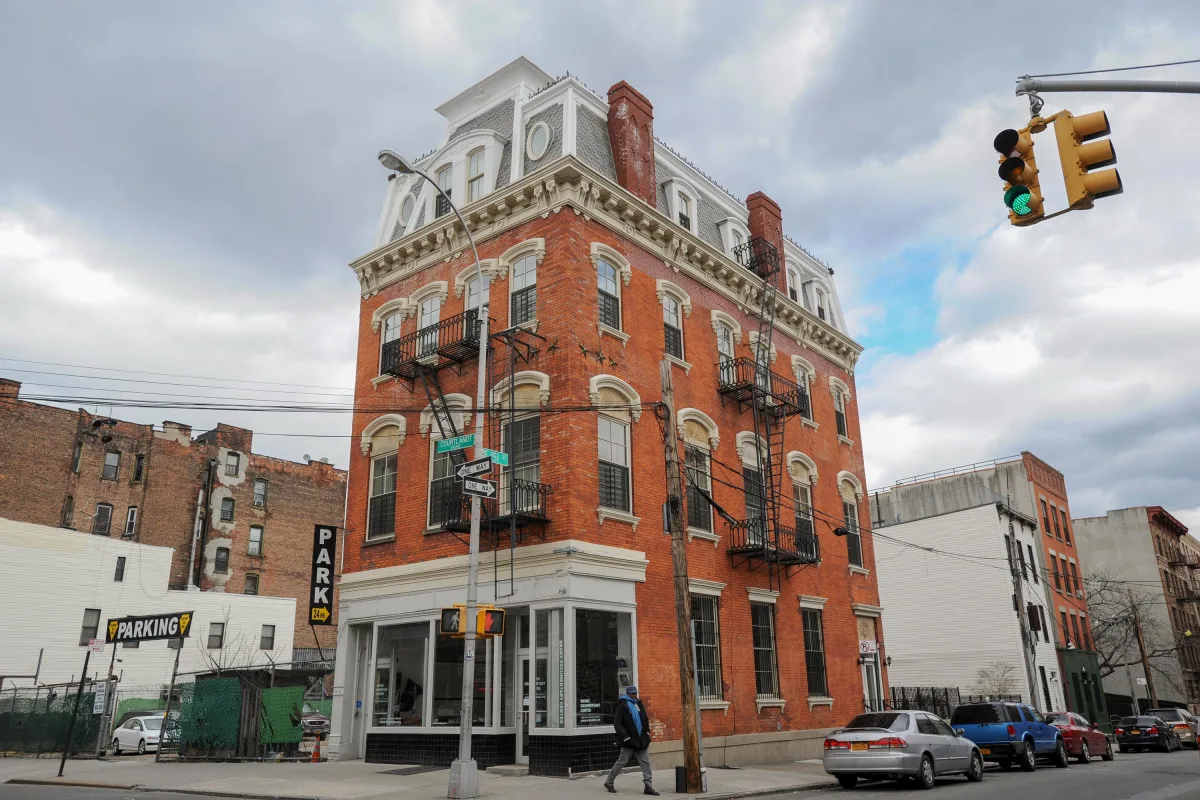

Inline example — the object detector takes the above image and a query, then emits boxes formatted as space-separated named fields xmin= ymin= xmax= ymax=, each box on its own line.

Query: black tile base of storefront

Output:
xmin=365 ymin=733 xmax=515 ymax=769
xmin=363 ymin=732 xmax=614 ymax=776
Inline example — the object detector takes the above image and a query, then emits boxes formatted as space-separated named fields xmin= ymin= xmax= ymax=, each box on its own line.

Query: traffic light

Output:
xmin=994 ymin=127 xmax=1045 ymax=226
xmin=478 ymin=606 xmax=505 ymax=636
xmin=1053 ymin=110 xmax=1122 ymax=210
xmin=440 ymin=605 xmax=465 ymax=636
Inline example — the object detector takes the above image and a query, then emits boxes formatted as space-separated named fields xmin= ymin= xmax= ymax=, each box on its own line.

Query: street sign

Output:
xmin=93 ymin=683 xmax=106 ymax=714
xmin=456 ymin=457 xmax=492 ymax=480
xmin=483 ymin=448 xmax=509 ymax=466
xmin=462 ymin=478 xmax=497 ymax=499
xmin=436 ymin=434 xmax=475 ymax=454
xmin=87 ymin=639 xmax=104 ymax=653
xmin=858 ymin=640 xmax=878 ymax=655
xmin=106 ymin=612 xmax=193 ymax=644
xmin=310 ymin=524 xmax=338 ymax=626
xmin=1137 ymin=677 xmax=1148 ymax=686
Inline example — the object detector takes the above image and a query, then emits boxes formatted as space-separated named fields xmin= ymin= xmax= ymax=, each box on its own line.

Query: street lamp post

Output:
xmin=378 ymin=150 xmax=489 ymax=799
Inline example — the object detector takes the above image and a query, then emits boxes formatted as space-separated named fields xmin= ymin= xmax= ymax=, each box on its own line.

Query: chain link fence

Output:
xmin=0 ymin=681 xmax=101 ymax=757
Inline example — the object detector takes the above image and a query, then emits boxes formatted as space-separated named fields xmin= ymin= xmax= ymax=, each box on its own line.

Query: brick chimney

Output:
xmin=746 ymin=191 xmax=785 ymax=290
xmin=0 ymin=378 xmax=19 ymax=401
xmin=607 ymin=81 xmax=656 ymax=207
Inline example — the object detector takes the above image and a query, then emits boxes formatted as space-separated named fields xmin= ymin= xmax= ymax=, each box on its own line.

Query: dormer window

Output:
xmin=400 ymin=195 xmax=415 ymax=226
xmin=732 ymin=229 xmax=744 ymax=250
xmin=815 ymin=288 xmax=827 ymax=321
xmin=664 ymin=179 xmax=699 ymax=235
xmin=678 ymin=193 xmax=691 ymax=229
xmin=435 ymin=165 xmax=453 ymax=218
xmin=467 ymin=149 xmax=485 ymax=203
xmin=787 ymin=267 xmax=799 ymax=303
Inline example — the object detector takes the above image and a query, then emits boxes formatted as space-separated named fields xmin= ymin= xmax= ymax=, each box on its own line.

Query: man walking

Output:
xmin=605 ymin=686 xmax=658 ymax=795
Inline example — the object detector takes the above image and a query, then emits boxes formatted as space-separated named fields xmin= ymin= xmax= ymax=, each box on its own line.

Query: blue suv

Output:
xmin=949 ymin=701 xmax=1069 ymax=771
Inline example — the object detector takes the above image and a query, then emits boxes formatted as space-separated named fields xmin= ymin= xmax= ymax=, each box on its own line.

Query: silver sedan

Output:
xmin=823 ymin=710 xmax=984 ymax=790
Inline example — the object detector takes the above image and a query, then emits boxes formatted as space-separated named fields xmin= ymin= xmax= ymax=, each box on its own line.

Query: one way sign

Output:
xmin=463 ymin=477 xmax=497 ymax=498
xmin=309 ymin=524 xmax=338 ymax=626
xmin=456 ymin=457 xmax=492 ymax=480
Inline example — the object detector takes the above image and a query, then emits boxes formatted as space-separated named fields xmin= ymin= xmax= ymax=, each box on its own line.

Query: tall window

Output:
xmin=1051 ymin=505 xmax=1062 ymax=539
xmin=1039 ymin=606 xmax=1051 ymax=642
xmin=132 ymin=454 xmax=145 ymax=482
xmin=114 ymin=556 xmax=126 ymax=582
xmin=511 ymin=254 xmax=537 ymax=326
xmin=716 ymin=322 xmax=735 ymax=383
xmin=796 ymin=370 xmax=812 ymax=420
xmin=1017 ymin=544 xmax=1029 ymax=580
xmin=834 ymin=388 xmax=848 ymax=438
xmin=1027 ymin=545 xmax=1040 ymax=584
xmin=220 ymin=497 xmax=235 ymax=521
xmin=417 ymin=295 xmax=441 ymax=357
xmin=225 ymin=452 xmax=240 ymax=477
xmin=685 ymin=446 xmax=712 ymax=533
xmin=248 ymin=525 xmax=264 ymax=556
xmin=260 ymin=624 xmax=275 ymax=649
xmin=1061 ymin=556 xmax=1070 ymax=592
xmin=1061 ymin=610 xmax=1071 ymax=645
xmin=102 ymin=451 xmax=120 ymax=480
xmin=691 ymin=595 xmax=722 ymax=699
xmin=1069 ymin=561 xmax=1080 ymax=595
xmin=435 ymin=164 xmax=452 ymax=218
xmin=466 ymin=149 xmax=485 ymax=202
xmin=597 ymin=258 xmax=621 ymax=330
xmin=844 ymin=499 xmax=863 ymax=567
xmin=1040 ymin=499 xmax=1052 ymax=534
xmin=750 ymin=603 xmax=779 ymax=698
xmin=244 ymin=574 xmax=260 ymax=595
xmin=208 ymin=622 xmax=225 ymax=649
xmin=1071 ymin=614 xmax=1082 ymax=648
xmin=466 ymin=275 xmax=489 ymax=314
xmin=253 ymin=479 xmax=268 ymax=508
xmin=598 ymin=416 xmax=630 ymax=512
xmin=93 ymin=503 xmax=113 ymax=535
xmin=794 ymin=483 xmax=816 ymax=557
xmin=501 ymin=417 xmax=541 ymax=515
xmin=79 ymin=608 xmax=101 ymax=645
xmin=1051 ymin=554 xmax=1062 ymax=590
xmin=429 ymin=445 xmax=463 ymax=527
xmin=71 ymin=440 xmax=83 ymax=473
xmin=1080 ymin=615 xmax=1092 ymax=649
xmin=815 ymin=289 xmax=827 ymax=321
xmin=801 ymin=608 xmax=829 ymax=697
xmin=367 ymin=453 xmax=397 ymax=540
xmin=678 ymin=192 xmax=691 ymax=229
xmin=743 ymin=464 xmax=766 ymax=544
xmin=61 ymin=496 xmax=74 ymax=528
xmin=663 ymin=295 xmax=683 ymax=360
xmin=787 ymin=267 xmax=799 ymax=302
xmin=215 ymin=547 xmax=230 ymax=573
xmin=123 ymin=506 xmax=138 ymax=536
xmin=381 ymin=311 xmax=402 ymax=370
xmin=1060 ymin=508 xmax=1072 ymax=545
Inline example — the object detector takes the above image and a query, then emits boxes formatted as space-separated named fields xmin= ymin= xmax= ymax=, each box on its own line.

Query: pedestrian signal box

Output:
xmin=440 ymin=605 xmax=465 ymax=636
xmin=439 ymin=604 xmax=506 ymax=637
xmin=479 ymin=607 xmax=505 ymax=637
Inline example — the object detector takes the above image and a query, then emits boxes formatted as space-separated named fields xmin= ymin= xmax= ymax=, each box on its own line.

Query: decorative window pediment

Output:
xmin=409 ymin=281 xmax=449 ymax=308
xmin=419 ymin=393 xmax=473 ymax=438
xmin=497 ymin=237 xmax=546 ymax=280
xmin=746 ymin=331 xmax=778 ymax=364
xmin=590 ymin=242 xmax=632 ymax=286
xmin=710 ymin=309 xmax=743 ymax=343
xmin=371 ymin=297 xmax=413 ymax=332
xmin=791 ymin=355 xmax=816 ymax=386
xmin=360 ymin=414 xmax=407 ymax=456
xmin=491 ymin=370 xmax=551 ymax=409
xmin=787 ymin=451 xmax=818 ymax=485
xmin=589 ymin=374 xmax=642 ymax=422
xmin=453 ymin=260 xmax=503 ymax=298
xmin=838 ymin=470 xmax=864 ymax=501
xmin=735 ymin=431 xmax=767 ymax=465
xmin=655 ymin=279 xmax=692 ymax=317
xmin=829 ymin=375 xmax=852 ymax=400
xmin=677 ymin=408 xmax=719 ymax=451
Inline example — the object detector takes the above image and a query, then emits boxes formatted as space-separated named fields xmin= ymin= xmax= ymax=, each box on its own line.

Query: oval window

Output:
xmin=400 ymin=195 xmax=415 ymax=224
xmin=527 ymin=122 xmax=550 ymax=160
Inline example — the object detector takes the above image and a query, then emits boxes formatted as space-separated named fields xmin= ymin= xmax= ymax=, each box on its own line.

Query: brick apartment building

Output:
xmin=0 ymin=378 xmax=346 ymax=659
xmin=329 ymin=58 xmax=882 ymax=774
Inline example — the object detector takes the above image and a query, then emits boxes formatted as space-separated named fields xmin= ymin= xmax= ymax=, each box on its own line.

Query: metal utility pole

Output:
xmin=659 ymin=359 xmax=703 ymax=793
xmin=1003 ymin=509 xmax=1038 ymax=708
xmin=1130 ymin=589 xmax=1160 ymax=708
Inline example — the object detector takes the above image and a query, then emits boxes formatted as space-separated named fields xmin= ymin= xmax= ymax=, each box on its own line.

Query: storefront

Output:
xmin=329 ymin=540 xmax=647 ymax=776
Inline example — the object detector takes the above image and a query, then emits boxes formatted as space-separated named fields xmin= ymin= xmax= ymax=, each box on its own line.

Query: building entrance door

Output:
xmin=862 ymin=654 xmax=883 ymax=712
xmin=516 ymin=654 xmax=531 ymax=764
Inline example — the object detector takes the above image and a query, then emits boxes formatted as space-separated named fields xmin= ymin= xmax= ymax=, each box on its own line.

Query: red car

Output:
xmin=1047 ymin=711 xmax=1114 ymax=763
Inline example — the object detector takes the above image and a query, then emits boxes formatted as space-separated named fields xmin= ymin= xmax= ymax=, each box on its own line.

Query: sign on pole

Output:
xmin=87 ymin=639 xmax=104 ymax=653
xmin=436 ymin=434 xmax=475 ymax=454
xmin=462 ymin=477 xmax=497 ymax=499
xmin=93 ymin=683 xmax=107 ymax=714
xmin=482 ymin=448 xmax=509 ymax=466
xmin=1137 ymin=677 xmax=1148 ymax=686
xmin=106 ymin=612 xmax=194 ymax=644
xmin=310 ymin=524 xmax=338 ymax=625
xmin=455 ymin=457 xmax=492 ymax=481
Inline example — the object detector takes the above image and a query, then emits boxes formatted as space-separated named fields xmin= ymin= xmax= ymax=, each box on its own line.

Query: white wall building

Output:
xmin=873 ymin=502 xmax=1066 ymax=712
xmin=0 ymin=517 xmax=296 ymax=689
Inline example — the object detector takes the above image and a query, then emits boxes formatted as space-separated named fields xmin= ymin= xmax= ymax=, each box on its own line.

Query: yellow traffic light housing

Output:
xmin=1053 ymin=110 xmax=1122 ymax=209
xmin=994 ymin=127 xmax=1045 ymax=226
xmin=478 ymin=606 xmax=505 ymax=637
xmin=440 ymin=604 xmax=506 ymax=637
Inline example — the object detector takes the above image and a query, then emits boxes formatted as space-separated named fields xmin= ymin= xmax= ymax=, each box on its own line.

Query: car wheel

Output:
xmin=836 ymin=775 xmax=857 ymax=790
xmin=111 ymin=738 xmax=121 ymax=756
xmin=1053 ymin=738 xmax=1069 ymax=768
xmin=1020 ymin=741 xmax=1037 ymax=772
xmin=998 ymin=758 xmax=1013 ymax=771
xmin=1102 ymin=738 xmax=1115 ymax=761
xmin=966 ymin=751 xmax=984 ymax=783
xmin=138 ymin=739 xmax=146 ymax=755
xmin=917 ymin=755 xmax=936 ymax=790
xmin=1078 ymin=740 xmax=1091 ymax=764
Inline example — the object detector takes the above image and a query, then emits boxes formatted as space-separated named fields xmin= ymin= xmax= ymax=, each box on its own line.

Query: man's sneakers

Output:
xmin=604 ymin=784 xmax=616 ymax=794
xmin=643 ymin=787 xmax=660 ymax=796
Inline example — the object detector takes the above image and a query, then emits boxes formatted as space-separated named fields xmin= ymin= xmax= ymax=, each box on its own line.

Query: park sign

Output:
xmin=106 ymin=611 xmax=194 ymax=644
xmin=310 ymin=524 xmax=338 ymax=625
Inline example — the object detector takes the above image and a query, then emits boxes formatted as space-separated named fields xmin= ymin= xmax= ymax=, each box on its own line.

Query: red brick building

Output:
xmin=330 ymin=58 xmax=881 ymax=773
xmin=0 ymin=378 xmax=345 ymax=658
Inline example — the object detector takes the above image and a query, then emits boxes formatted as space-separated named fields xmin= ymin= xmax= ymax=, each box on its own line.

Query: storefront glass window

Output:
xmin=535 ymin=609 xmax=565 ymax=728
xmin=575 ymin=608 xmax=633 ymax=726
xmin=432 ymin=633 xmax=491 ymax=726
xmin=373 ymin=623 xmax=428 ymax=727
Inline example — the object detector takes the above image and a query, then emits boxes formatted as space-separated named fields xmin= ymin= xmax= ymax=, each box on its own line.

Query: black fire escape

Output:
xmin=718 ymin=238 xmax=820 ymax=589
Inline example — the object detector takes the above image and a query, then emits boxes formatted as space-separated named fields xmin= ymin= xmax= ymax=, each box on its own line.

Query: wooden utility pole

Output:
xmin=660 ymin=359 xmax=702 ymax=793
xmin=1130 ymin=589 xmax=1160 ymax=708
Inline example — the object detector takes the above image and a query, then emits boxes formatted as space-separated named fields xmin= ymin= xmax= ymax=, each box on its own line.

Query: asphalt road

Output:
xmin=781 ymin=750 xmax=1200 ymax=800
xmin=0 ymin=789 xmax=222 ymax=800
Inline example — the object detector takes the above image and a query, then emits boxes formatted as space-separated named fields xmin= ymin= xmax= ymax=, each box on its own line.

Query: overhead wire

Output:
xmin=1026 ymin=58 xmax=1200 ymax=78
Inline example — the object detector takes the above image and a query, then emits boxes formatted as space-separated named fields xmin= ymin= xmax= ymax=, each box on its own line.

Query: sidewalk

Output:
xmin=0 ymin=756 xmax=835 ymax=800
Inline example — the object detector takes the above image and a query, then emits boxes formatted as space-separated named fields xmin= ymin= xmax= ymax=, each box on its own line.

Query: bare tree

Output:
xmin=194 ymin=606 xmax=257 ymax=675
xmin=1086 ymin=572 xmax=1187 ymax=697
xmin=973 ymin=661 xmax=1019 ymax=696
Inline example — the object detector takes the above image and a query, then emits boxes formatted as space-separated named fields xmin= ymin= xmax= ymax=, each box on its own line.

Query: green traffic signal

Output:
xmin=1004 ymin=185 xmax=1035 ymax=216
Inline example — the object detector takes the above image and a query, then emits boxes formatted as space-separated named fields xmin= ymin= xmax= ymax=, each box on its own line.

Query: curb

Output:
xmin=7 ymin=778 xmax=135 ymax=790
xmin=677 ymin=781 xmax=839 ymax=800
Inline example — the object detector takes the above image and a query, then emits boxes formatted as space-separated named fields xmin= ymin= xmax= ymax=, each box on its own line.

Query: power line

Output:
xmin=0 ymin=357 xmax=353 ymax=391
xmin=1027 ymin=58 xmax=1200 ymax=79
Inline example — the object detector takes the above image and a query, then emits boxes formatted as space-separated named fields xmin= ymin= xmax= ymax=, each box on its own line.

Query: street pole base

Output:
xmin=448 ymin=759 xmax=479 ymax=799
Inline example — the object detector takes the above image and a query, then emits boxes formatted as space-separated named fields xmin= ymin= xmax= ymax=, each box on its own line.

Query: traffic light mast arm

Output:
xmin=1017 ymin=77 xmax=1200 ymax=95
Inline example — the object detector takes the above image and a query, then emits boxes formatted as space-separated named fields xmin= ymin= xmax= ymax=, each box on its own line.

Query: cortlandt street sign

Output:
xmin=310 ymin=524 xmax=338 ymax=625
xmin=106 ymin=611 xmax=194 ymax=644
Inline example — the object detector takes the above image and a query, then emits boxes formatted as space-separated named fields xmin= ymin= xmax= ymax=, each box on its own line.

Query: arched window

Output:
xmin=830 ymin=377 xmax=851 ymax=439
xmin=839 ymin=472 xmax=865 ymax=569
xmin=435 ymin=164 xmax=453 ymax=218
xmin=590 ymin=375 xmax=641 ymax=526
xmin=656 ymin=280 xmax=692 ymax=364
xmin=678 ymin=409 xmax=719 ymax=537
xmin=597 ymin=258 xmax=621 ymax=331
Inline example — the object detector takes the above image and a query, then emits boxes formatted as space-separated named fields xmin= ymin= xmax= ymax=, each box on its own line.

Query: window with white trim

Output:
xmin=793 ymin=482 xmax=816 ymax=556
xmin=801 ymin=607 xmax=828 ymax=697
xmin=428 ymin=441 xmax=463 ymax=528
xmin=380 ymin=311 xmax=402 ymax=370
xmin=501 ymin=416 xmax=540 ymax=517
xmin=367 ymin=453 xmax=397 ymax=540
xmin=93 ymin=503 xmax=113 ymax=535
xmin=598 ymin=416 xmax=631 ymax=512
xmin=678 ymin=192 xmax=692 ymax=229
xmin=685 ymin=445 xmax=712 ymax=533
xmin=123 ymin=506 xmax=137 ymax=536
xmin=750 ymin=603 xmax=779 ymax=698
xmin=787 ymin=267 xmax=799 ymax=303
xmin=834 ymin=386 xmax=848 ymax=438
xmin=743 ymin=462 xmax=766 ymax=545
xmin=597 ymin=257 xmax=621 ymax=330
xmin=511 ymin=254 xmax=537 ymax=326
xmin=716 ymin=322 xmax=735 ymax=382
xmin=466 ymin=275 xmax=489 ymax=313
xmin=692 ymin=595 xmax=722 ymax=699
xmin=208 ymin=622 xmax=225 ymax=649
xmin=466 ymin=149 xmax=485 ymax=203
xmin=80 ymin=608 xmax=101 ymax=646
xmin=844 ymin=497 xmax=863 ymax=567
xmin=663 ymin=294 xmax=683 ymax=360
xmin=435 ymin=164 xmax=453 ymax=218
xmin=417 ymin=295 xmax=441 ymax=357
xmin=732 ymin=228 xmax=744 ymax=252
xmin=815 ymin=288 xmax=827 ymax=321
xmin=260 ymin=624 xmax=275 ymax=649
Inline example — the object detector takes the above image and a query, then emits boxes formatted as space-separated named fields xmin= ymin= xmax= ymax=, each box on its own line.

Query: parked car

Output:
xmin=1114 ymin=716 xmax=1184 ymax=753
xmin=1047 ymin=711 xmax=1115 ymax=763
xmin=949 ymin=701 xmax=1068 ymax=771
xmin=1147 ymin=707 xmax=1198 ymax=749
xmin=823 ymin=710 xmax=984 ymax=790
xmin=301 ymin=703 xmax=330 ymax=735
xmin=111 ymin=715 xmax=163 ymax=755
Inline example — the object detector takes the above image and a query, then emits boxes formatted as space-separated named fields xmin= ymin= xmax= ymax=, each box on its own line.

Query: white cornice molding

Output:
xmin=689 ymin=578 xmax=726 ymax=597
xmin=799 ymin=594 xmax=828 ymax=609
xmin=348 ymin=157 xmax=862 ymax=371
xmin=746 ymin=586 xmax=780 ymax=604
xmin=851 ymin=603 xmax=884 ymax=618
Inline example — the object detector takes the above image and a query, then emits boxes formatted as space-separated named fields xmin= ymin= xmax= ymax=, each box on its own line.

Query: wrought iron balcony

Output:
xmin=726 ymin=519 xmax=819 ymax=566
xmin=716 ymin=357 xmax=809 ymax=418
xmin=435 ymin=478 xmax=551 ymax=535
xmin=381 ymin=309 xmax=483 ymax=380
xmin=732 ymin=236 xmax=779 ymax=279
xmin=1170 ymin=555 xmax=1200 ymax=569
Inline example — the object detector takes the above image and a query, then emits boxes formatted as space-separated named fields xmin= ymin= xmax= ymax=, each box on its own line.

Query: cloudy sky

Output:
xmin=2 ymin=0 xmax=1198 ymax=527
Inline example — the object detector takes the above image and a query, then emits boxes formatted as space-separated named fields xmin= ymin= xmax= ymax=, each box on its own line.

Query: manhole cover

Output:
xmin=379 ymin=765 xmax=442 ymax=776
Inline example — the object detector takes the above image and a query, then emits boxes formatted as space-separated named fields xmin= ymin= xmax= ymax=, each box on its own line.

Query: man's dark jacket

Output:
xmin=613 ymin=696 xmax=652 ymax=750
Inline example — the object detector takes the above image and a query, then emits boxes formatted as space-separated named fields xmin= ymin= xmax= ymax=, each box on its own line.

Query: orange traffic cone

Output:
xmin=312 ymin=735 xmax=322 ymax=762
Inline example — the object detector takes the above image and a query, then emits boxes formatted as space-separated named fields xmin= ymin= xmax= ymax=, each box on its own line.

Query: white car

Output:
xmin=111 ymin=715 xmax=164 ymax=755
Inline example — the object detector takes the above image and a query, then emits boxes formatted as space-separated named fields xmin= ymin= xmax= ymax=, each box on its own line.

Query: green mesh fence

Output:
xmin=259 ymin=686 xmax=304 ymax=747
xmin=0 ymin=687 xmax=99 ymax=755
xmin=307 ymin=699 xmax=332 ymax=719
xmin=115 ymin=697 xmax=166 ymax=723
xmin=176 ymin=679 xmax=242 ymax=756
